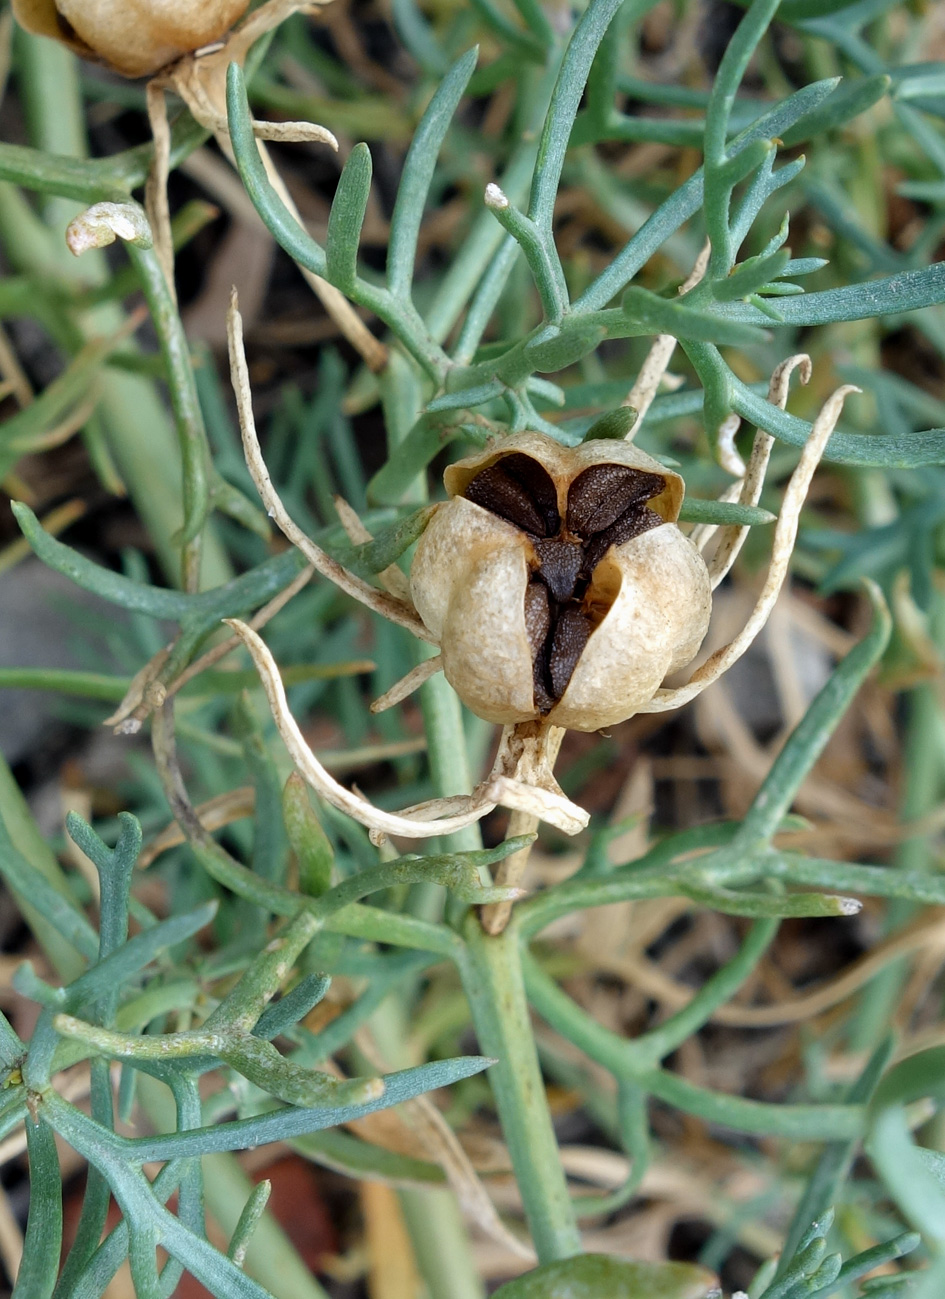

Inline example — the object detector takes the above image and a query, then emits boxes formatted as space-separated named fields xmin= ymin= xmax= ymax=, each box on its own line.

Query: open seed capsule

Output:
xmin=411 ymin=431 xmax=713 ymax=731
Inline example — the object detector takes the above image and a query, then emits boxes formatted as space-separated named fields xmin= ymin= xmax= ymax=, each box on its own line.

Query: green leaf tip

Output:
xmin=677 ymin=499 xmax=776 ymax=526
xmin=582 ymin=408 xmax=638 ymax=441
xmin=283 ymin=773 xmax=334 ymax=898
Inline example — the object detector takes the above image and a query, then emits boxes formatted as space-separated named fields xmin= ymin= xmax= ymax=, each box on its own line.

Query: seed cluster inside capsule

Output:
xmin=464 ymin=452 xmax=666 ymax=712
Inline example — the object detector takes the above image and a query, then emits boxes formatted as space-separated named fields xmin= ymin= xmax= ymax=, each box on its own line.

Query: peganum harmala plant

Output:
xmin=4 ymin=0 xmax=945 ymax=1293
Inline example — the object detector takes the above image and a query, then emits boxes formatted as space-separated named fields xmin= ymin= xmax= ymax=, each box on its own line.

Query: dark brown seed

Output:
xmin=582 ymin=505 xmax=664 ymax=574
xmin=548 ymin=607 xmax=592 ymax=699
xmin=465 ymin=463 xmax=547 ymax=536
xmin=532 ymin=663 xmax=556 ymax=714
xmin=500 ymin=454 xmax=560 ymax=535
xmin=566 ymin=464 xmax=665 ymax=537
xmin=533 ymin=538 xmax=584 ymax=602
xmin=523 ymin=578 xmax=552 ymax=657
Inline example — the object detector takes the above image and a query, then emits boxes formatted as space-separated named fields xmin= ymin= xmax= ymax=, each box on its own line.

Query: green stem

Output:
xmin=850 ymin=672 xmax=945 ymax=1052
xmin=399 ymin=1189 xmax=486 ymax=1299
xmin=127 ymin=242 xmax=211 ymax=579
xmin=460 ymin=918 xmax=580 ymax=1262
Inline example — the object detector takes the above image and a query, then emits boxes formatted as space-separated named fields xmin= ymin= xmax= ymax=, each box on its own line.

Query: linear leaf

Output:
xmin=780 ymin=72 xmax=890 ymax=146
xmin=730 ymin=377 xmax=945 ymax=466
xmin=226 ymin=64 xmax=327 ymax=279
xmin=13 ymin=1121 xmax=62 ymax=1299
xmin=623 ymin=286 xmax=768 ymax=345
xmin=115 ymin=1057 xmax=496 ymax=1159
xmin=326 ymin=143 xmax=372 ymax=293
xmin=387 ymin=48 xmax=478 ymax=297
xmin=718 ymin=261 xmax=945 ymax=326
xmin=677 ymin=498 xmax=775 ymax=526
xmin=11 ymin=503 xmax=191 ymax=618
xmin=492 ymin=1256 xmax=716 ymax=1298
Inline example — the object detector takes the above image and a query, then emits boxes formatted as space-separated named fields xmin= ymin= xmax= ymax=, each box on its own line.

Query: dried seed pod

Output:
xmin=13 ymin=0 xmax=250 ymax=77
xmin=410 ymin=431 xmax=712 ymax=731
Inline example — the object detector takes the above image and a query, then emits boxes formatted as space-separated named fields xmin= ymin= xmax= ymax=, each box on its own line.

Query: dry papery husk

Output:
xmin=410 ymin=432 xmax=713 ymax=732
xmin=13 ymin=0 xmax=250 ymax=77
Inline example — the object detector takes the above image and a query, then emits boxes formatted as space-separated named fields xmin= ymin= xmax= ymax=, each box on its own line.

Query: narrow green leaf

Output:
xmin=731 ymin=376 xmax=945 ymax=467
xmin=334 ymin=505 xmax=437 ymax=576
xmin=292 ymin=1127 xmax=445 ymax=1185
xmin=11 ymin=502 xmax=191 ymax=619
xmin=484 ymin=186 xmax=567 ymax=321
xmin=529 ymin=0 xmax=634 ymax=231
xmin=645 ymin=1069 xmax=863 ymax=1140
xmin=678 ymin=883 xmax=860 ymax=918
xmin=115 ymin=1057 xmax=497 ymax=1159
xmin=733 ymin=583 xmax=891 ymax=847
xmin=761 ymin=854 xmax=945 ymax=906
xmin=623 ymin=286 xmax=768 ymax=346
xmin=677 ymin=498 xmax=775 ymax=526
xmin=60 ymin=902 xmax=218 ymax=1013
xmin=811 ymin=1233 xmax=921 ymax=1297
xmin=0 ymin=809 xmax=98 ymax=963
xmin=282 ymin=774 xmax=334 ymax=898
xmin=704 ymin=0 xmax=781 ymax=169
xmin=220 ymin=1035 xmax=381 ymax=1109
xmin=723 ymin=261 xmax=945 ymax=327
xmin=226 ymin=63 xmax=327 ymax=279
xmin=227 ymin=1182 xmax=272 ymax=1269
xmin=780 ymin=73 xmax=890 ymax=146
xmin=492 ymin=1255 xmax=716 ymax=1298
xmin=711 ymin=248 xmax=791 ymax=302
xmin=387 ymin=48 xmax=478 ymax=297
xmin=582 ymin=407 xmax=638 ymax=441
xmin=13 ymin=1120 xmax=62 ymax=1299
xmin=509 ymin=321 xmax=607 ymax=379
xmin=326 ymin=143 xmax=372 ymax=293
xmin=253 ymin=974 xmax=331 ymax=1040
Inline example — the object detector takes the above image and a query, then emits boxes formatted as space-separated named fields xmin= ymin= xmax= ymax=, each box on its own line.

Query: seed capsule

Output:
xmin=410 ymin=431 xmax=713 ymax=732
xmin=13 ymin=0 xmax=250 ymax=77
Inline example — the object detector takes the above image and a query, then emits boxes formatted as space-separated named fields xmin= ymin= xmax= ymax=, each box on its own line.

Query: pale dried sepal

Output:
xmin=103 ymin=644 xmax=172 ymax=731
xmin=484 ymin=723 xmax=588 ymax=836
xmin=144 ymin=84 xmax=176 ymax=298
xmin=716 ymin=412 xmax=745 ymax=477
xmin=65 ymin=202 xmax=153 ymax=256
xmin=624 ymin=240 xmax=710 ymax=438
xmin=253 ymin=119 xmax=339 ymax=147
xmin=480 ymin=809 xmax=539 ymax=936
xmin=705 ymin=354 xmax=811 ymax=589
xmin=642 ymin=383 xmax=859 ymax=714
xmin=484 ymin=775 xmax=587 ymax=837
xmin=139 ymin=785 xmax=256 ymax=867
xmin=370 ymin=656 xmax=443 ymax=714
xmin=334 ymin=495 xmax=411 ymax=601
xmin=225 ymin=619 xmax=498 ymax=839
xmin=227 ymin=291 xmax=431 ymax=641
